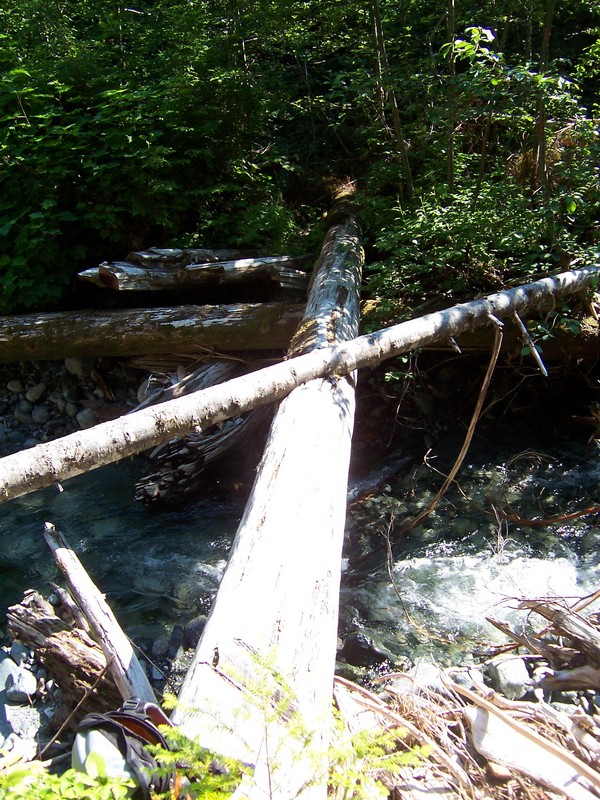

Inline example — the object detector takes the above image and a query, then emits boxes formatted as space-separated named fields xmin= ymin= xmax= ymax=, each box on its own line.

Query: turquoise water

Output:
xmin=0 ymin=458 xmax=244 ymax=640
xmin=1 ymin=436 xmax=599 ymax=664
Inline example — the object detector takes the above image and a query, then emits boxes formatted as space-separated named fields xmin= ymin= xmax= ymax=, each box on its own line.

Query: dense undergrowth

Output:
xmin=0 ymin=0 xmax=599 ymax=320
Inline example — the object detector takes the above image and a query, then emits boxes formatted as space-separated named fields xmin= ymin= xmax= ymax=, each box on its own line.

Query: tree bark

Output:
xmin=171 ymin=215 xmax=363 ymax=799
xmin=0 ymin=302 xmax=304 ymax=362
xmin=6 ymin=590 xmax=122 ymax=716
xmin=0 ymin=266 xmax=597 ymax=504
xmin=133 ymin=360 xmax=272 ymax=505
xmin=79 ymin=256 xmax=309 ymax=293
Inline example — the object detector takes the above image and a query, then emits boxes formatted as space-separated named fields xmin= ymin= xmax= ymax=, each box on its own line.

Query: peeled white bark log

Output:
xmin=170 ymin=216 xmax=363 ymax=800
xmin=0 ymin=266 xmax=597 ymax=503
xmin=43 ymin=522 xmax=157 ymax=705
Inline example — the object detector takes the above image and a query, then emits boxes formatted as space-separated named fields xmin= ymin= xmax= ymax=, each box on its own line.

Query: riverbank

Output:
xmin=3 ymin=582 xmax=600 ymax=799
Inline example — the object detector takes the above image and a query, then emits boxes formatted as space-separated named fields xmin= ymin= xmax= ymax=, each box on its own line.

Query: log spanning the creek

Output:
xmin=0 ymin=302 xmax=304 ymax=362
xmin=0 ymin=265 xmax=598 ymax=503
xmin=170 ymin=215 xmax=364 ymax=799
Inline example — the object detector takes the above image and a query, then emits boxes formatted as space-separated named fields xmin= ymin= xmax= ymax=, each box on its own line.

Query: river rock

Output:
xmin=64 ymin=357 xmax=91 ymax=379
xmin=406 ymin=658 xmax=446 ymax=693
xmin=6 ymin=668 xmax=38 ymax=703
xmin=31 ymin=404 xmax=50 ymax=425
xmin=339 ymin=632 xmax=390 ymax=667
xmin=65 ymin=401 xmax=78 ymax=418
xmin=25 ymin=382 xmax=46 ymax=403
xmin=13 ymin=408 xmax=33 ymax=432
xmin=7 ymin=380 xmax=23 ymax=394
xmin=183 ymin=615 xmax=206 ymax=649
xmin=0 ymin=731 xmax=37 ymax=763
xmin=9 ymin=641 xmax=29 ymax=666
xmin=76 ymin=407 xmax=98 ymax=429
xmin=167 ymin=624 xmax=185 ymax=660
xmin=6 ymin=429 xmax=25 ymax=446
xmin=13 ymin=409 xmax=33 ymax=426
xmin=0 ymin=653 xmax=23 ymax=691
xmin=487 ymin=655 xmax=530 ymax=700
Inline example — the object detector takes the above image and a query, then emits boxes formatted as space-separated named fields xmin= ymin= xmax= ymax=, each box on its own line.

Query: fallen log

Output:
xmin=133 ymin=359 xmax=272 ymax=504
xmin=125 ymin=247 xmax=256 ymax=266
xmin=171 ymin=215 xmax=363 ymax=799
xmin=79 ymin=255 xmax=310 ymax=293
xmin=0 ymin=266 xmax=598 ymax=503
xmin=519 ymin=599 xmax=600 ymax=663
xmin=6 ymin=590 xmax=122 ymax=716
xmin=0 ymin=302 xmax=304 ymax=362
xmin=43 ymin=522 xmax=157 ymax=704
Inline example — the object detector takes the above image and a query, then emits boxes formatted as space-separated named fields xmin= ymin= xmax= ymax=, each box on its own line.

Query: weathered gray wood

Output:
xmin=171 ymin=216 xmax=363 ymax=799
xmin=519 ymin=600 xmax=600 ymax=662
xmin=79 ymin=256 xmax=309 ymax=293
xmin=128 ymin=247 xmax=255 ymax=266
xmin=43 ymin=522 xmax=157 ymax=704
xmin=0 ymin=302 xmax=304 ymax=362
xmin=0 ymin=266 xmax=598 ymax=503
xmin=6 ymin=590 xmax=122 ymax=714
xmin=133 ymin=359 xmax=271 ymax=505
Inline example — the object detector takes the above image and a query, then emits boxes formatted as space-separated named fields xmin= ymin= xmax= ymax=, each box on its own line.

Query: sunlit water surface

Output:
xmin=1 ymin=437 xmax=598 ymax=665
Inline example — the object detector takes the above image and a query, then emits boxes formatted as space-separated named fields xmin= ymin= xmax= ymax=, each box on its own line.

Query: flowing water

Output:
xmin=0 ymin=459 xmax=246 ymax=642
xmin=344 ymin=430 xmax=600 ymax=665
xmin=1 ymin=422 xmax=599 ymax=666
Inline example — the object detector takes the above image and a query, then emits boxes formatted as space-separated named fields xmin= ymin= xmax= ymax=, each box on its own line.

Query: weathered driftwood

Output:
xmin=0 ymin=302 xmax=304 ymax=362
xmin=489 ymin=593 xmax=600 ymax=692
xmin=79 ymin=255 xmax=310 ymax=293
xmin=133 ymin=359 xmax=271 ymax=504
xmin=6 ymin=590 xmax=122 ymax=715
xmin=459 ymin=686 xmax=600 ymax=800
xmin=43 ymin=522 xmax=156 ymax=704
xmin=520 ymin=599 xmax=600 ymax=659
xmin=171 ymin=216 xmax=363 ymax=799
xmin=0 ymin=266 xmax=598 ymax=503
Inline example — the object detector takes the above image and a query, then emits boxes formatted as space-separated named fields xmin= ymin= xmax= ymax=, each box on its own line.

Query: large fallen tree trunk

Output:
xmin=0 ymin=302 xmax=304 ymax=362
xmin=0 ymin=266 xmax=598 ymax=503
xmin=6 ymin=590 xmax=123 ymax=717
xmin=169 ymin=215 xmax=363 ymax=799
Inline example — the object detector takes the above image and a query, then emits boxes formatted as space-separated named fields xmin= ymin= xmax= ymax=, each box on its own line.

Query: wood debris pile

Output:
xmin=335 ymin=593 xmax=600 ymax=800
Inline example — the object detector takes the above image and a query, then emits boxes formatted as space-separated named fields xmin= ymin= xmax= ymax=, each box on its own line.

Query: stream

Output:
xmin=1 ymin=412 xmax=598 ymax=668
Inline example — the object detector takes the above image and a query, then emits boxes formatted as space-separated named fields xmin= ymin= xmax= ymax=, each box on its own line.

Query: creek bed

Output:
xmin=1 ymin=355 xmax=598 ymax=669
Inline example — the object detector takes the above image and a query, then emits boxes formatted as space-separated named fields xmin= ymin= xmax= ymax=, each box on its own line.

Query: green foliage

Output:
xmin=0 ymin=760 xmax=134 ymax=799
xmin=0 ymin=0 xmax=599 ymax=313
xmin=147 ymin=729 xmax=247 ymax=799
xmin=363 ymin=181 xmax=553 ymax=326
xmin=328 ymin=707 xmax=429 ymax=799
